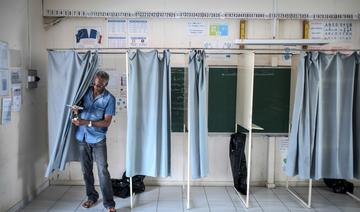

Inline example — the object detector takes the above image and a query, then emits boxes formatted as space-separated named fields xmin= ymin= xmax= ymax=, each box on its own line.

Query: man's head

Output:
xmin=93 ymin=70 xmax=109 ymax=93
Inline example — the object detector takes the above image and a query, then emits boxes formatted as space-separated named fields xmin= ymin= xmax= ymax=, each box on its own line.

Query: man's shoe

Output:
xmin=82 ymin=199 xmax=97 ymax=208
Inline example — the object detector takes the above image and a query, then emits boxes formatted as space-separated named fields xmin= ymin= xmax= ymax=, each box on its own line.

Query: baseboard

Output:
xmin=7 ymin=180 xmax=49 ymax=212
xmin=50 ymin=179 xmax=360 ymax=187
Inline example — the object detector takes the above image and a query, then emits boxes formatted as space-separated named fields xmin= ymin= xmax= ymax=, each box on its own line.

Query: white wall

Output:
xmin=43 ymin=0 xmax=360 ymax=14
xmin=1 ymin=2 xmax=359 ymax=211
xmin=45 ymin=12 xmax=359 ymax=187
xmin=0 ymin=0 xmax=49 ymax=211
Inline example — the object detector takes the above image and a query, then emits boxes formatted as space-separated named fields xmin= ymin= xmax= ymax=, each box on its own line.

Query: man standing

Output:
xmin=72 ymin=71 xmax=116 ymax=212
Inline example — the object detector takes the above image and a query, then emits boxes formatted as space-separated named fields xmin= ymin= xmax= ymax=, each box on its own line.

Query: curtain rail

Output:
xmin=45 ymin=48 xmax=359 ymax=58
xmin=46 ymin=47 xmax=360 ymax=55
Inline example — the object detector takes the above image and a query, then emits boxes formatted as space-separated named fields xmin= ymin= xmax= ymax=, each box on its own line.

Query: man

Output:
xmin=72 ymin=71 xmax=116 ymax=212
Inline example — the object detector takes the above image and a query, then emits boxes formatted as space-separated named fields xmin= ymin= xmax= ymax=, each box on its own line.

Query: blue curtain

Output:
xmin=286 ymin=52 xmax=360 ymax=179
xmin=126 ymin=50 xmax=171 ymax=177
xmin=46 ymin=50 xmax=98 ymax=177
xmin=188 ymin=50 xmax=208 ymax=179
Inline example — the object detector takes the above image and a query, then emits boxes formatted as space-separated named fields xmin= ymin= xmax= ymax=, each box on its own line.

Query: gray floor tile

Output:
xmin=157 ymin=200 xmax=183 ymax=210
xmin=59 ymin=191 xmax=86 ymax=202
xmin=36 ymin=186 xmax=70 ymax=201
xmin=23 ymin=199 xmax=56 ymax=210
xmin=314 ymin=209 xmax=341 ymax=212
xmin=288 ymin=208 xmax=316 ymax=212
xmin=258 ymin=201 xmax=286 ymax=207
xmin=20 ymin=209 xmax=49 ymax=212
xmin=262 ymin=208 xmax=289 ymax=212
xmin=208 ymin=200 xmax=236 ymax=211
xmin=159 ymin=186 xmax=182 ymax=201
xmin=236 ymin=207 xmax=264 ymax=212
xmin=336 ymin=206 xmax=360 ymax=212
xmin=136 ymin=186 xmax=160 ymax=201
xmin=254 ymin=194 xmax=281 ymax=202
xmin=19 ymin=186 xmax=360 ymax=212
xmin=233 ymin=200 xmax=261 ymax=208
xmin=205 ymin=187 xmax=232 ymax=201
xmin=132 ymin=200 xmax=157 ymax=210
xmin=49 ymin=200 xmax=82 ymax=211
xmin=186 ymin=207 xmax=210 ymax=212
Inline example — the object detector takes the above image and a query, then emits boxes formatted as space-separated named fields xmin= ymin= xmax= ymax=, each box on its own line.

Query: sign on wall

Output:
xmin=1 ymin=97 xmax=11 ymax=124
xmin=209 ymin=23 xmax=229 ymax=36
xmin=187 ymin=21 xmax=208 ymax=36
xmin=75 ymin=26 xmax=102 ymax=48
xmin=128 ymin=20 xmax=148 ymax=47
xmin=0 ymin=69 xmax=9 ymax=96
xmin=310 ymin=21 xmax=352 ymax=40
xmin=107 ymin=19 xmax=127 ymax=48
xmin=0 ymin=41 xmax=8 ymax=69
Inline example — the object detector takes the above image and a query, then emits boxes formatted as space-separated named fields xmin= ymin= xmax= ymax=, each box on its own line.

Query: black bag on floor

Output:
xmin=111 ymin=172 xmax=146 ymax=198
xmin=229 ymin=132 xmax=247 ymax=195
xmin=323 ymin=178 xmax=354 ymax=194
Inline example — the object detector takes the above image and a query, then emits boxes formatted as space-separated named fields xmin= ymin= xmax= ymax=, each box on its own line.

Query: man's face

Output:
xmin=93 ymin=77 xmax=107 ymax=93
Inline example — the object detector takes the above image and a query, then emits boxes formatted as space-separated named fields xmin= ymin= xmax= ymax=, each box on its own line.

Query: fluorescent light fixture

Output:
xmin=233 ymin=39 xmax=330 ymax=45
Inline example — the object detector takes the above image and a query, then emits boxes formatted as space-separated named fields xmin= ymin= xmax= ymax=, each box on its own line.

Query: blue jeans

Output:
xmin=78 ymin=139 xmax=115 ymax=209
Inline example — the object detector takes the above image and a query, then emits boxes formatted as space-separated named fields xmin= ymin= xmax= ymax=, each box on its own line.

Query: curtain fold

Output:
xmin=286 ymin=51 xmax=360 ymax=179
xmin=188 ymin=50 xmax=209 ymax=179
xmin=126 ymin=49 xmax=171 ymax=177
xmin=46 ymin=50 xmax=98 ymax=177
xmin=354 ymin=57 xmax=360 ymax=177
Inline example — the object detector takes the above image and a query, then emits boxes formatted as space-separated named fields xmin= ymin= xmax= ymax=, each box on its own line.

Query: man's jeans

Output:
xmin=79 ymin=139 xmax=115 ymax=209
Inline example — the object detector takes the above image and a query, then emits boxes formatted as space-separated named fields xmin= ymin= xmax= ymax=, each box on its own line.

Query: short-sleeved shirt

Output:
xmin=75 ymin=88 xmax=116 ymax=143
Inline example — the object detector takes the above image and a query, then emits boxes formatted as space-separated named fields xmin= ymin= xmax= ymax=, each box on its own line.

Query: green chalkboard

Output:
xmin=171 ymin=67 xmax=185 ymax=132
xmin=252 ymin=68 xmax=290 ymax=133
xmin=207 ymin=67 xmax=290 ymax=133
xmin=208 ymin=67 xmax=237 ymax=132
xmin=171 ymin=67 xmax=291 ymax=133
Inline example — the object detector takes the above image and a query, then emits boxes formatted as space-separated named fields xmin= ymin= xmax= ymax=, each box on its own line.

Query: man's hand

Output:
xmin=71 ymin=105 xmax=80 ymax=114
xmin=72 ymin=118 xmax=85 ymax=126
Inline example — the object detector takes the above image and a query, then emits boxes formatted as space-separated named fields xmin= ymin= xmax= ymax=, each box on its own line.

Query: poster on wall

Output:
xmin=187 ymin=21 xmax=208 ymax=36
xmin=0 ymin=69 xmax=9 ymax=96
xmin=11 ymin=68 xmax=22 ymax=84
xmin=117 ymin=73 xmax=127 ymax=112
xmin=278 ymin=137 xmax=289 ymax=172
xmin=107 ymin=19 xmax=127 ymax=48
xmin=310 ymin=21 xmax=352 ymax=40
xmin=0 ymin=41 xmax=8 ymax=69
xmin=1 ymin=97 xmax=11 ymax=125
xmin=128 ymin=20 xmax=148 ymax=47
xmin=108 ymin=19 xmax=127 ymax=35
xmin=128 ymin=20 xmax=148 ymax=34
xmin=75 ymin=26 xmax=102 ymax=48
xmin=11 ymin=84 xmax=21 ymax=112
xmin=128 ymin=36 xmax=148 ymax=47
xmin=108 ymin=36 xmax=127 ymax=48
xmin=209 ymin=23 xmax=229 ymax=36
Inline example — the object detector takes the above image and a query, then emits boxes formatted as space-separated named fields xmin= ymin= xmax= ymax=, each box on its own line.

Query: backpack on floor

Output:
xmin=111 ymin=172 xmax=146 ymax=198
xmin=323 ymin=178 xmax=354 ymax=194
xmin=229 ymin=132 xmax=247 ymax=195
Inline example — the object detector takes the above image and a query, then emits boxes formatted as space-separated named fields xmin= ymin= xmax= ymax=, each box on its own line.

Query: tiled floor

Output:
xmin=20 ymin=186 xmax=360 ymax=212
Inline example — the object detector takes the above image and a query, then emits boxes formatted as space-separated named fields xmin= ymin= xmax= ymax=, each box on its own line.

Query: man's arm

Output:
xmin=91 ymin=114 xmax=113 ymax=127
xmin=72 ymin=114 xmax=113 ymax=127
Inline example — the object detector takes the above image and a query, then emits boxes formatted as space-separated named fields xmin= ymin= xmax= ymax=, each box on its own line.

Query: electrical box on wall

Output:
xmin=28 ymin=69 xmax=40 ymax=88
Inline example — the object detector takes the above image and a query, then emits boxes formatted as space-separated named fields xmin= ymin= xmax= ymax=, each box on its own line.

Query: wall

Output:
xmin=0 ymin=0 xmax=49 ymax=211
xmin=0 ymin=2 xmax=359 ymax=211
xmin=46 ymin=6 xmax=360 ymax=187
xmin=43 ymin=0 xmax=360 ymax=13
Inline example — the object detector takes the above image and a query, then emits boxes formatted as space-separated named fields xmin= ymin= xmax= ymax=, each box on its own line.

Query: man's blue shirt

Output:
xmin=75 ymin=88 xmax=116 ymax=143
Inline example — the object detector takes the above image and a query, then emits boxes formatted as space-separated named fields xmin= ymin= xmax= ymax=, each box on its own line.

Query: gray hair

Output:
xmin=95 ymin=70 xmax=110 ymax=82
